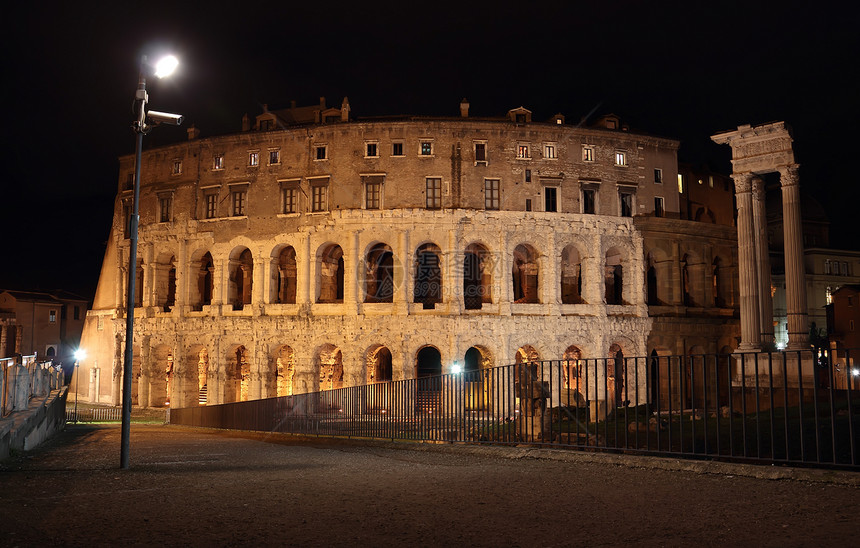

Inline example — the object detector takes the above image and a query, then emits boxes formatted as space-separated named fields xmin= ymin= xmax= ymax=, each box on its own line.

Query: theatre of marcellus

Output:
xmin=74 ymin=97 xmax=808 ymax=409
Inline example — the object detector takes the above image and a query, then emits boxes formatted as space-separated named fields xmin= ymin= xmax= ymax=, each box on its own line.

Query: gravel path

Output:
xmin=1 ymin=424 xmax=857 ymax=547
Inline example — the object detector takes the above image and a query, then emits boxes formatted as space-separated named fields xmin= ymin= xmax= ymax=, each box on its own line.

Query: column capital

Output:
xmin=731 ymin=172 xmax=754 ymax=193
xmin=778 ymin=164 xmax=800 ymax=187
xmin=751 ymin=175 xmax=766 ymax=198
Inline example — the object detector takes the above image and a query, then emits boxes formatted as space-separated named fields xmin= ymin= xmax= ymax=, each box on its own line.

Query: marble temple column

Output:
xmin=751 ymin=176 xmax=775 ymax=348
xmin=732 ymin=172 xmax=761 ymax=351
xmin=779 ymin=164 xmax=809 ymax=350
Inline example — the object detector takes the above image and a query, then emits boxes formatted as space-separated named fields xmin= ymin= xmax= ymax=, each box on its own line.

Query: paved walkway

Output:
xmin=1 ymin=424 xmax=857 ymax=547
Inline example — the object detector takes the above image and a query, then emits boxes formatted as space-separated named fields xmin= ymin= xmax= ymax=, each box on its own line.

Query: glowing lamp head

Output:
xmin=852 ymin=368 xmax=859 ymax=377
xmin=154 ymin=55 xmax=179 ymax=79
xmin=451 ymin=361 xmax=462 ymax=374
xmin=74 ymin=349 xmax=86 ymax=362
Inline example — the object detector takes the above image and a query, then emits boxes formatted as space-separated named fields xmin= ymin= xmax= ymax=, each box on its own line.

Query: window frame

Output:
xmin=391 ymin=141 xmax=404 ymax=157
xmin=158 ymin=194 xmax=173 ymax=223
xmin=543 ymin=142 xmax=557 ymax=160
xmin=279 ymin=179 xmax=301 ymax=215
xmin=172 ymin=159 xmax=182 ymax=175
xmin=309 ymin=179 xmax=329 ymax=213
xmin=484 ymin=178 xmax=500 ymax=210
xmin=618 ymin=186 xmax=636 ymax=217
xmin=268 ymin=149 xmax=280 ymax=166
xmin=419 ymin=140 xmax=434 ymax=157
xmin=581 ymin=183 xmax=599 ymax=214
xmin=249 ymin=151 xmax=260 ymax=167
xmin=544 ymin=186 xmax=559 ymax=212
xmin=204 ymin=192 xmax=218 ymax=219
xmin=516 ymin=143 xmax=530 ymax=160
xmin=315 ymin=145 xmax=328 ymax=161
xmin=615 ymin=150 xmax=627 ymax=167
xmin=582 ymin=145 xmax=595 ymax=163
xmin=654 ymin=196 xmax=665 ymax=218
xmin=365 ymin=141 xmax=379 ymax=158
xmin=425 ymin=177 xmax=442 ymax=209
xmin=231 ymin=188 xmax=248 ymax=217
xmin=213 ymin=154 xmax=224 ymax=171
xmin=654 ymin=168 xmax=663 ymax=184
xmin=49 ymin=309 xmax=57 ymax=323
xmin=474 ymin=141 xmax=488 ymax=165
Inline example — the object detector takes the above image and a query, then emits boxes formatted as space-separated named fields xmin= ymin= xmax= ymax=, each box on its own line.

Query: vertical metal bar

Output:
xmin=754 ymin=353 xmax=762 ymax=459
xmin=714 ymin=353 xmax=721 ymax=456
xmin=690 ymin=353 xmax=696 ymax=454
xmin=667 ymin=355 xmax=673 ymax=454
xmin=767 ymin=352 xmax=776 ymax=460
xmin=634 ymin=356 xmax=640 ymax=450
xmin=740 ymin=353 xmax=748 ymax=457
xmin=702 ymin=354 xmax=709 ymax=456
xmin=584 ymin=358 xmax=590 ymax=447
xmin=826 ymin=352 xmax=838 ymax=463
xmin=807 ymin=350 xmax=820 ymax=463
xmin=845 ymin=349 xmax=856 ymax=465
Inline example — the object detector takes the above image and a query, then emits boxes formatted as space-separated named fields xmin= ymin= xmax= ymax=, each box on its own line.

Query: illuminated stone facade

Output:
xmin=76 ymin=100 xmax=739 ymax=407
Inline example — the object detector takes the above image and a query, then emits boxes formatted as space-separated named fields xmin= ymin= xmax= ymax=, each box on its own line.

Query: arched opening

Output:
xmin=275 ymin=345 xmax=295 ymax=397
xmin=416 ymin=346 xmax=442 ymax=412
xmin=154 ymin=254 xmax=177 ymax=312
xmin=464 ymin=243 xmax=492 ymax=310
xmin=318 ymin=244 xmax=344 ymax=303
xmin=184 ymin=345 xmax=208 ymax=406
xmin=274 ymin=246 xmax=297 ymax=304
xmin=224 ymin=345 xmax=248 ymax=403
xmin=464 ymin=346 xmax=494 ymax=411
xmin=604 ymin=248 xmax=624 ymax=305
xmin=712 ymin=256 xmax=724 ymax=307
xmin=229 ymin=248 xmax=253 ymax=310
xmin=367 ymin=346 xmax=393 ymax=383
xmin=193 ymin=252 xmax=214 ymax=310
xmin=608 ymin=344 xmax=625 ymax=406
xmin=46 ymin=346 xmax=56 ymax=357
xmin=414 ymin=243 xmax=442 ymax=309
xmin=317 ymin=344 xmax=343 ymax=391
xmin=646 ymin=253 xmax=659 ymax=306
xmin=681 ymin=253 xmax=692 ymax=306
xmin=560 ymin=245 xmax=584 ymax=304
xmin=512 ymin=244 xmax=539 ymax=303
xmin=649 ymin=349 xmax=659 ymax=407
xmin=365 ymin=243 xmax=394 ymax=303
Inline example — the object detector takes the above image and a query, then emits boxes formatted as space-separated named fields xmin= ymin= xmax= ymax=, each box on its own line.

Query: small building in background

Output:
xmin=826 ymin=284 xmax=860 ymax=389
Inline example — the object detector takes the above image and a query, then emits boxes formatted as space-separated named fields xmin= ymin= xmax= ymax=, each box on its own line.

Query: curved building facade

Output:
xmin=77 ymin=100 xmax=739 ymax=407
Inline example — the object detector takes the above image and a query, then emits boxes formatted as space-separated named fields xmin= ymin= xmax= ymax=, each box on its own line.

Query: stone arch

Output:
xmin=416 ymin=346 xmax=443 ymax=411
xmin=274 ymin=345 xmax=295 ymax=397
xmin=464 ymin=242 xmax=493 ymax=310
xmin=695 ymin=207 xmax=717 ymax=224
xmin=154 ymin=253 xmax=176 ymax=312
xmin=607 ymin=343 xmax=626 ymax=406
xmin=646 ymin=252 xmax=659 ymax=306
xmin=224 ymin=344 xmax=249 ymax=403
xmin=680 ymin=250 xmax=705 ymax=307
xmin=228 ymin=247 xmax=254 ymax=310
xmin=604 ymin=247 xmax=625 ymax=305
xmin=712 ymin=255 xmax=730 ymax=307
xmin=184 ymin=344 xmax=208 ymax=406
xmin=562 ymin=345 xmax=583 ymax=390
xmin=463 ymin=345 xmax=494 ymax=410
xmin=149 ymin=344 xmax=172 ymax=407
xmin=316 ymin=343 xmax=343 ymax=391
xmin=515 ymin=345 xmax=541 ymax=364
xmin=317 ymin=244 xmax=344 ymax=303
xmin=560 ymin=244 xmax=584 ymax=304
xmin=414 ymin=242 xmax=442 ymax=308
xmin=365 ymin=242 xmax=394 ymax=303
xmin=512 ymin=244 xmax=540 ymax=303
xmin=271 ymin=245 xmax=297 ymax=304
xmin=365 ymin=344 xmax=393 ymax=383
xmin=189 ymin=250 xmax=214 ymax=310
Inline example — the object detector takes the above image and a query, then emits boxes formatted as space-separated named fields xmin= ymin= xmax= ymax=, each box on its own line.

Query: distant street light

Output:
xmin=73 ymin=349 xmax=85 ymax=424
xmin=121 ymin=54 xmax=183 ymax=470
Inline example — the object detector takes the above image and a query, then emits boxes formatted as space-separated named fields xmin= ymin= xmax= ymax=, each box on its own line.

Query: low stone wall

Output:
xmin=1 ymin=381 xmax=68 ymax=461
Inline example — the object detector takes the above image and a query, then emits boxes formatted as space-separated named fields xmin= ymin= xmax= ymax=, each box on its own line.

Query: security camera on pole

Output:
xmin=121 ymin=54 xmax=182 ymax=470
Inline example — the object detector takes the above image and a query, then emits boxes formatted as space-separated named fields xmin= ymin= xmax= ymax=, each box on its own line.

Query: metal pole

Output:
xmin=74 ymin=361 xmax=79 ymax=423
xmin=121 ymin=57 xmax=148 ymax=470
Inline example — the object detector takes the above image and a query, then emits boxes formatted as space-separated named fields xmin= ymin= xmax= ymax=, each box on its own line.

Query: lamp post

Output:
xmin=73 ymin=349 xmax=85 ymax=424
xmin=121 ymin=54 xmax=182 ymax=470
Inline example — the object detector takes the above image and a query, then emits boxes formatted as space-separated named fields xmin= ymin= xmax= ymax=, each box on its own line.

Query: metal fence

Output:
xmin=170 ymin=349 xmax=859 ymax=470
xmin=2 ymin=354 xmax=63 ymax=417
xmin=66 ymin=406 xmax=124 ymax=423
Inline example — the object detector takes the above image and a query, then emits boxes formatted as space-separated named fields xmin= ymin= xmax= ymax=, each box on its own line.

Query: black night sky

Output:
xmin=3 ymin=0 xmax=858 ymax=299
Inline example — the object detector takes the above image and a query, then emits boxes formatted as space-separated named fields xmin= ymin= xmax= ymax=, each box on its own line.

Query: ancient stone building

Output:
xmin=76 ymin=99 xmax=739 ymax=407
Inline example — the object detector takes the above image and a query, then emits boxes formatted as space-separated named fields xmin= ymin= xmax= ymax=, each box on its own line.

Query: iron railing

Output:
xmin=66 ymin=406 xmax=125 ymax=423
xmin=170 ymin=349 xmax=859 ymax=469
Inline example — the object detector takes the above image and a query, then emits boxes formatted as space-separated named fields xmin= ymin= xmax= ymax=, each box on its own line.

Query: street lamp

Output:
xmin=73 ymin=349 xmax=85 ymax=424
xmin=121 ymin=53 xmax=182 ymax=470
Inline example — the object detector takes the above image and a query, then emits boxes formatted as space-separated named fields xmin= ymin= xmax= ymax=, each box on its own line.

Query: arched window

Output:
xmin=196 ymin=252 xmax=214 ymax=309
xmin=561 ymin=245 xmax=584 ymax=304
xmin=365 ymin=243 xmax=394 ymax=303
xmin=318 ymin=245 xmax=344 ymax=303
xmin=604 ymin=248 xmax=624 ymax=305
xmin=464 ymin=243 xmax=492 ymax=310
xmin=230 ymin=249 xmax=253 ymax=310
xmin=274 ymin=247 xmax=297 ymax=304
xmin=512 ymin=244 xmax=539 ymax=303
xmin=414 ymin=243 xmax=442 ymax=308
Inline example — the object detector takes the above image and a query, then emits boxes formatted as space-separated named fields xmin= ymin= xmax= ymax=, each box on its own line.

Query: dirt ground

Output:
xmin=1 ymin=424 xmax=857 ymax=547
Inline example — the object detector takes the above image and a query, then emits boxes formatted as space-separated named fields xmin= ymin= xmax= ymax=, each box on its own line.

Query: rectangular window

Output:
xmin=420 ymin=141 xmax=433 ymax=156
xmin=260 ymin=119 xmax=272 ymax=131
xmin=825 ymin=260 xmax=831 ymax=274
xmin=269 ymin=150 xmax=280 ymax=165
xmin=205 ymin=193 xmax=217 ymax=219
xmin=517 ymin=144 xmax=530 ymax=159
xmin=315 ymin=145 xmax=327 ymax=160
xmin=843 ymin=262 xmax=849 ymax=276
xmin=678 ymin=174 xmax=685 ymax=194
xmin=544 ymin=187 xmax=558 ymax=212
xmin=834 ymin=262 xmax=841 ymax=275
xmin=484 ymin=179 xmax=500 ymax=210
xmin=582 ymin=146 xmax=594 ymax=162
xmin=365 ymin=181 xmax=381 ymax=209
xmin=282 ymin=187 xmax=298 ymax=214
xmin=615 ymin=151 xmax=627 ymax=166
xmin=525 ymin=169 xmax=531 ymax=183
xmin=392 ymin=142 xmax=404 ymax=156
xmin=172 ymin=159 xmax=182 ymax=175
xmin=232 ymin=190 xmax=247 ymax=216
xmin=159 ymin=196 xmax=172 ymax=223
xmin=213 ymin=154 xmax=224 ymax=170
xmin=365 ymin=142 xmax=378 ymax=158
xmin=122 ymin=203 xmax=131 ymax=238
xmin=582 ymin=188 xmax=596 ymax=214
xmin=525 ymin=199 xmax=532 ymax=211
xmin=49 ymin=309 xmax=56 ymax=323
xmin=311 ymin=185 xmax=327 ymax=212
xmin=475 ymin=142 xmax=487 ymax=163
xmin=654 ymin=196 xmax=665 ymax=218
xmin=544 ymin=143 xmax=557 ymax=159
xmin=425 ymin=177 xmax=442 ymax=209
xmin=620 ymin=192 xmax=633 ymax=217
xmin=249 ymin=152 xmax=259 ymax=167
xmin=654 ymin=168 xmax=663 ymax=184
xmin=73 ymin=306 xmax=80 ymax=320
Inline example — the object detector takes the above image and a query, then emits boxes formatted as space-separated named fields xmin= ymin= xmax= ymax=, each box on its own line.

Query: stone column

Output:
xmin=751 ymin=176 xmax=775 ymax=347
xmin=345 ymin=232 xmax=360 ymax=311
xmin=395 ymin=230 xmax=409 ymax=313
xmin=252 ymin=258 xmax=266 ymax=312
xmin=498 ymin=231 xmax=511 ymax=315
xmin=779 ymin=164 xmax=809 ymax=349
xmin=732 ymin=172 xmax=761 ymax=351
xmin=446 ymin=229 xmax=461 ymax=313
xmin=299 ymin=235 xmax=312 ymax=305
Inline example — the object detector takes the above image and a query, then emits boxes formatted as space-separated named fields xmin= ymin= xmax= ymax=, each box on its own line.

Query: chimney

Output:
xmin=186 ymin=124 xmax=200 ymax=140
xmin=241 ymin=113 xmax=251 ymax=132
xmin=341 ymin=97 xmax=350 ymax=122
xmin=319 ymin=96 xmax=326 ymax=109
xmin=460 ymin=98 xmax=469 ymax=118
